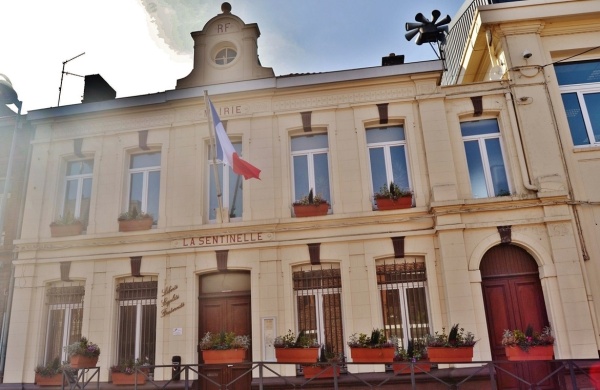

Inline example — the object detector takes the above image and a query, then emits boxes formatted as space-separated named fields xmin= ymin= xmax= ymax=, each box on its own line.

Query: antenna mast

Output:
xmin=57 ymin=52 xmax=85 ymax=106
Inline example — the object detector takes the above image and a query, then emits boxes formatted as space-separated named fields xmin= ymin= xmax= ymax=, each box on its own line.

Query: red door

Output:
xmin=199 ymin=294 xmax=251 ymax=389
xmin=481 ymin=245 xmax=558 ymax=390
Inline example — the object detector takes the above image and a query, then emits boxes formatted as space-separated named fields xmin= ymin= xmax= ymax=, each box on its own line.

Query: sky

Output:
xmin=1 ymin=0 xmax=466 ymax=114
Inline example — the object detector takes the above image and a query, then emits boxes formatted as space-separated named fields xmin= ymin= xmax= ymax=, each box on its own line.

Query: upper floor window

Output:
xmin=461 ymin=119 xmax=510 ymax=198
xmin=215 ymin=48 xmax=237 ymax=65
xmin=63 ymin=160 xmax=93 ymax=227
xmin=208 ymin=142 xmax=244 ymax=221
xmin=128 ymin=152 xmax=160 ymax=223
xmin=367 ymin=126 xmax=411 ymax=204
xmin=556 ymin=60 xmax=600 ymax=146
xmin=291 ymin=133 xmax=331 ymax=205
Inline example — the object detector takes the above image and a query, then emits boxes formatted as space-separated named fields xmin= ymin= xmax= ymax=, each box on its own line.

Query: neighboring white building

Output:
xmin=3 ymin=1 xmax=600 ymax=388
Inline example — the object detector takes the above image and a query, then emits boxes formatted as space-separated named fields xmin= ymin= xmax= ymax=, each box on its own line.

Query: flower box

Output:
xmin=111 ymin=371 xmax=146 ymax=385
xmin=118 ymin=217 xmax=153 ymax=232
xmin=202 ymin=349 xmax=246 ymax=364
xmin=427 ymin=346 xmax=474 ymax=363
xmin=302 ymin=365 xmax=340 ymax=379
xmin=69 ymin=355 xmax=98 ymax=369
xmin=293 ymin=203 xmax=329 ymax=218
xmin=505 ymin=345 xmax=554 ymax=361
xmin=349 ymin=347 xmax=395 ymax=363
xmin=35 ymin=373 xmax=64 ymax=386
xmin=375 ymin=196 xmax=412 ymax=210
xmin=392 ymin=361 xmax=431 ymax=375
xmin=50 ymin=221 xmax=83 ymax=237
xmin=275 ymin=347 xmax=320 ymax=363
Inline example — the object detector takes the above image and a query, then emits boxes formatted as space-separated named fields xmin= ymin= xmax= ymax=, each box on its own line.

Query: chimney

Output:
xmin=382 ymin=53 xmax=405 ymax=66
xmin=82 ymin=74 xmax=116 ymax=103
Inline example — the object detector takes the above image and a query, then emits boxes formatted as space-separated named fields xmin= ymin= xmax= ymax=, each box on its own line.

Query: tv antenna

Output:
xmin=57 ymin=52 xmax=85 ymax=106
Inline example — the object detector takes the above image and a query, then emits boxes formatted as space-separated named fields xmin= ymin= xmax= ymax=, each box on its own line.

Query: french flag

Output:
xmin=208 ymin=98 xmax=261 ymax=180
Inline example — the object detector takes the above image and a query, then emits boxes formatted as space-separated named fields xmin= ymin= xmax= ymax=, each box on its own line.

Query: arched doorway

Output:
xmin=480 ymin=245 xmax=558 ymax=390
xmin=198 ymin=271 xmax=251 ymax=389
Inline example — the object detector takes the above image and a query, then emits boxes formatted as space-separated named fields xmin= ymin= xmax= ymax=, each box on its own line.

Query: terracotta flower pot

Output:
xmin=392 ymin=360 xmax=431 ymax=375
xmin=302 ymin=365 xmax=340 ymax=379
xmin=202 ymin=349 xmax=246 ymax=364
xmin=349 ymin=347 xmax=395 ymax=363
xmin=50 ymin=221 xmax=83 ymax=237
xmin=275 ymin=347 xmax=320 ymax=363
xmin=375 ymin=196 xmax=412 ymax=210
xmin=427 ymin=346 xmax=474 ymax=363
xmin=35 ymin=373 xmax=64 ymax=386
xmin=111 ymin=371 xmax=146 ymax=385
xmin=505 ymin=345 xmax=554 ymax=361
xmin=69 ymin=355 xmax=99 ymax=369
xmin=293 ymin=203 xmax=329 ymax=217
xmin=118 ymin=217 xmax=153 ymax=232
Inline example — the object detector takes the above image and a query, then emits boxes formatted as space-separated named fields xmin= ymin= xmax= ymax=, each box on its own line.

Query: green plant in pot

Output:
xmin=374 ymin=182 xmax=412 ymax=210
xmin=117 ymin=206 xmax=153 ymax=232
xmin=273 ymin=329 xmax=321 ymax=363
xmin=425 ymin=324 xmax=477 ymax=363
xmin=347 ymin=328 xmax=395 ymax=363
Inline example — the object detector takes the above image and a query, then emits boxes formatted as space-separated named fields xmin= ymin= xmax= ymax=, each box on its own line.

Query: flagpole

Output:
xmin=204 ymin=90 xmax=225 ymax=223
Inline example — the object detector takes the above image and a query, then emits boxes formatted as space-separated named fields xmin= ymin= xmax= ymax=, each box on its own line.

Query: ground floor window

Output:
xmin=116 ymin=276 xmax=157 ymax=365
xmin=44 ymin=282 xmax=84 ymax=364
xmin=293 ymin=265 xmax=344 ymax=358
xmin=377 ymin=257 xmax=431 ymax=349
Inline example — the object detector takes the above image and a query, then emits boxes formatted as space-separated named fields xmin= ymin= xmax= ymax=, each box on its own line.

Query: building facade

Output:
xmin=3 ymin=0 xmax=600 ymax=387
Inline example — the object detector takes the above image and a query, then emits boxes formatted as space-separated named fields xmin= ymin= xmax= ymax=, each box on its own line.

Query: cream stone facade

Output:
xmin=3 ymin=0 xmax=600 ymax=387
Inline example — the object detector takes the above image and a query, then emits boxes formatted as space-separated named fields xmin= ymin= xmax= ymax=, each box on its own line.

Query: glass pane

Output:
xmin=464 ymin=140 xmax=488 ymax=198
xmin=67 ymin=160 xmax=93 ymax=175
xmin=583 ymin=93 xmax=600 ymax=143
xmin=45 ymin=309 xmax=65 ymax=364
xmin=128 ymin=172 xmax=143 ymax=213
xmin=293 ymin=155 xmax=309 ymax=200
xmin=381 ymin=289 xmax=404 ymax=347
xmin=209 ymin=165 xmax=223 ymax=220
xmin=460 ymin=119 xmax=500 ymax=137
xmin=562 ymin=93 xmax=590 ymax=145
xmin=291 ymin=134 xmax=328 ymax=152
xmin=323 ymin=293 xmax=344 ymax=355
xmin=366 ymin=126 xmax=405 ymax=143
xmin=228 ymin=171 xmax=243 ymax=218
xmin=297 ymin=295 xmax=318 ymax=336
xmin=80 ymin=178 xmax=92 ymax=225
xmin=314 ymin=153 xmax=330 ymax=203
xmin=555 ymin=60 xmax=600 ymax=85
xmin=118 ymin=305 xmax=137 ymax=362
xmin=485 ymin=138 xmax=509 ymax=196
xmin=141 ymin=304 xmax=157 ymax=363
xmin=131 ymin=152 xmax=161 ymax=169
xmin=406 ymin=287 xmax=430 ymax=340
xmin=369 ymin=147 xmax=387 ymax=193
xmin=63 ymin=180 xmax=78 ymax=218
xmin=69 ymin=308 xmax=83 ymax=346
xmin=147 ymin=171 xmax=160 ymax=223
xmin=390 ymin=145 xmax=410 ymax=190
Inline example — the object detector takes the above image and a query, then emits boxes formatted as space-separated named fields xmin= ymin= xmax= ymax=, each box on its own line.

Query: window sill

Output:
xmin=573 ymin=145 xmax=600 ymax=153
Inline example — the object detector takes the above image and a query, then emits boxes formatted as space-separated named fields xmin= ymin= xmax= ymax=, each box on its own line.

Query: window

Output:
xmin=293 ymin=266 xmax=344 ymax=357
xmin=208 ymin=142 xmax=244 ymax=221
xmin=62 ymin=160 xmax=93 ymax=227
xmin=367 ymin=126 xmax=411 ymax=204
xmin=461 ymin=119 xmax=510 ymax=198
xmin=377 ymin=258 xmax=431 ymax=349
xmin=291 ymin=133 xmax=331 ymax=205
xmin=116 ymin=277 xmax=157 ymax=366
xmin=215 ymin=48 xmax=237 ymax=65
xmin=128 ymin=152 xmax=160 ymax=223
xmin=43 ymin=282 xmax=84 ymax=364
xmin=556 ymin=60 xmax=600 ymax=146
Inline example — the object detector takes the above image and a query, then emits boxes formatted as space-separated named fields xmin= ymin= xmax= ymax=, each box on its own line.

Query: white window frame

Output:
xmin=117 ymin=299 xmax=156 ymax=360
xmin=294 ymin=287 xmax=341 ymax=344
xmin=45 ymin=304 xmax=82 ymax=362
xmin=559 ymin=83 xmax=600 ymax=147
xmin=461 ymin=119 xmax=511 ymax=198
xmin=207 ymin=141 xmax=244 ymax=222
xmin=290 ymin=133 xmax=331 ymax=203
xmin=62 ymin=159 xmax=93 ymax=221
xmin=126 ymin=152 xmax=161 ymax=220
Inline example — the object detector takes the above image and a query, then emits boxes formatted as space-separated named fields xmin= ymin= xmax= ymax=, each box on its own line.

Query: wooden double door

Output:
xmin=481 ymin=245 xmax=559 ymax=390
xmin=198 ymin=293 xmax=251 ymax=389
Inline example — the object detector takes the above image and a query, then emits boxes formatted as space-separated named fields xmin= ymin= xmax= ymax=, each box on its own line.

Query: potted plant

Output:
xmin=374 ymin=182 xmax=412 ymax=210
xmin=118 ymin=206 xmax=153 ymax=232
xmin=199 ymin=331 xmax=250 ymax=364
xmin=502 ymin=325 xmax=555 ymax=361
xmin=292 ymin=189 xmax=329 ymax=217
xmin=110 ymin=358 xmax=150 ymax=385
xmin=392 ymin=339 xmax=431 ymax=375
xmin=302 ymin=346 xmax=341 ymax=379
xmin=273 ymin=329 xmax=321 ymax=363
xmin=49 ymin=211 xmax=84 ymax=237
xmin=66 ymin=337 xmax=101 ymax=368
xmin=347 ymin=329 xmax=395 ymax=363
xmin=425 ymin=324 xmax=477 ymax=363
xmin=34 ymin=358 xmax=69 ymax=386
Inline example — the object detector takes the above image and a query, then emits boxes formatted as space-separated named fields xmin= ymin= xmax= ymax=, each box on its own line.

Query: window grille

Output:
xmin=293 ymin=266 xmax=343 ymax=358
xmin=116 ymin=276 xmax=157 ymax=366
xmin=377 ymin=258 xmax=431 ymax=349
xmin=44 ymin=282 xmax=85 ymax=364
